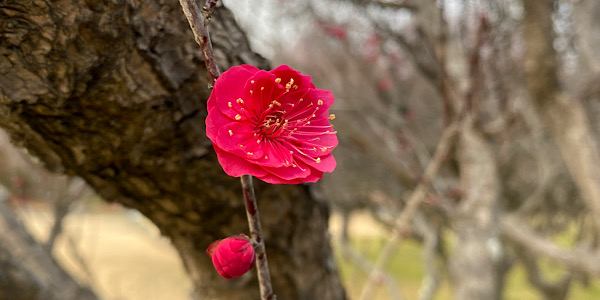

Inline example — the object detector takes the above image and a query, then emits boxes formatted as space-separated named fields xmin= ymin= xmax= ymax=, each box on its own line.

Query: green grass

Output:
xmin=332 ymin=236 xmax=600 ymax=300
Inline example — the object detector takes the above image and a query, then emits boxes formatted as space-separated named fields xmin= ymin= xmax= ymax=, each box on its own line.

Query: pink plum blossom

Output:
xmin=205 ymin=65 xmax=338 ymax=184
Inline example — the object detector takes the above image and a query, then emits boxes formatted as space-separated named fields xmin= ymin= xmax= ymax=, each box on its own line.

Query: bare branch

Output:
xmin=202 ymin=0 xmax=219 ymax=25
xmin=241 ymin=175 xmax=276 ymax=300
xmin=179 ymin=0 xmax=221 ymax=88
xmin=359 ymin=123 xmax=458 ymax=300
xmin=501 ymin=216 xmax=600 ymax=277
xmin=178 ymin=3 xmax=275 ymax=298
xmin=338 ymin=213 xmax=404 ymax=300
xmin=368 ymin=0 xmax=418 ymax=11
xmin=414 ymin=213 xmax=442 ymax=300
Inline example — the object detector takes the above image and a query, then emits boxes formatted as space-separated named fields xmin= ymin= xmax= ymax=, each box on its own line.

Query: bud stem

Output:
xmin=179 ymin=2 xmax=275 ymax=297
xmin=241 ymin=174 xmax=276 ymax=300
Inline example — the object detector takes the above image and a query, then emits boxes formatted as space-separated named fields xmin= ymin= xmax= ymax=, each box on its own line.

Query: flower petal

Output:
xmin=278 ymin=89 xmax=334 ymax=123
xmin=242 ymin=70 xmax=285 ymax=114
xmin=261 ymin=162 xmax=310 ymax=181
xmin=251 ymin=139 xmax=294 ymax=168
xmin=213 ymin=65 xmax=258 ymax=119
xmin=290 ymin=119 xmax=338 ymax=155
xmin=255 ymin=172 xmax=304 ymax=184
xmin=206 ymin=106 xmax=230 ymax=142
xmin=213 ymin=145 xmax=268 ymax=178
xmin=270 ymin=65 xmax=315 ymax=91
xmin=295 ymin=153 xmax=336 ymax=173
xmin=238 ymin=64 xmax=260 ymax=73
xmin=206 ymin=64 xmax=338 ymax=184
xmin=216 ymin=122 xmax=264 ymax=160
xmin=299 ymin=169 xmax=324 ymax=183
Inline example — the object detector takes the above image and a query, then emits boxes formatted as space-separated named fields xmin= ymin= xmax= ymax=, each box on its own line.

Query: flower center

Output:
xmin=258 ymin=112 xmax=288 ymax=138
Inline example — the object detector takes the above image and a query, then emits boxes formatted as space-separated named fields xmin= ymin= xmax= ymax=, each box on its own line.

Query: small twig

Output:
xmin=413 ymin=213 xmax=442 ymax=300
xmin=45 ymin=178 xmax=88 ymax=252
xmin=202 ymin=0 xmax=219 ymax=26
xmin=179 ymin=0 xmax=221 ymax=88
xmin=241 ymin=175 xmax=275 ymax=300
xmin=359 ymin=124 xmax=457 ymax=300
xmin=338 ymin=212 xmax=404 ymax=300
xmin=465 ymin=14 xmax=489 ymax=116
xmin=178 ymin=3 xmax=275 ymax=298
xmin=437 ymin=1 xmax=453 ymax=126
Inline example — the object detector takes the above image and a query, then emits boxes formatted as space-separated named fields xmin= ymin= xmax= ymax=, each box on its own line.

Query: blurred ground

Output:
xmin=17 ymin=202 xmax=192 ymax=300
xmin=15 ymin=202 xmax=600 ymax=300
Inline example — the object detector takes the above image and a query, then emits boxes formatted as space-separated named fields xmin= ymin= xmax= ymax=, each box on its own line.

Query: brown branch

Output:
xmin=241 ymin=175 xmax=275 ymax=300
xmin=465 ymin=14 xmax=489 ymax=116
xmin=179 ymin=0 xmax=221 ymax=88
xmin=359 ymin=123 xmax=458 ymax=300
xmin=178 ymin=3 xmax=275 ymax=298
xmin=437 ymin=1 xmax=452 ymax=126
xmin=202 ymin=0 xmax=219 ymax=25
xmin=501 ymin=216 xmax=600 ymax=277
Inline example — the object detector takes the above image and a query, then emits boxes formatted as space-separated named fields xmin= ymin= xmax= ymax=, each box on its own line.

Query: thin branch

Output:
xmin=501 ymin=216 xmax=600 ymax=277
xmin=45 ymin=178 xmax=88 ymax=252
xmin=178 ymin=3 xmax=275 ymax=299
xmin=179 ymin=0 xmax=221 ymax=88
xmin=413 ymin=213 xmax=442 ymax=300
xmin=369 ymin=0 xmax=419 ymax=11
xmin=338 ymin=212 xmax=404 ymax=300
xmin=241 ymin=175 xmax=275 ymax=300
xmin=359 ymin=124 xmax=458 ymax=300
xmin=465 ymin=14 xmax=489 ymax=116
xmin=437 ymin=1 xmax=452 ymax=126
xmin=202 ymin=0 xmax=219 ymax=25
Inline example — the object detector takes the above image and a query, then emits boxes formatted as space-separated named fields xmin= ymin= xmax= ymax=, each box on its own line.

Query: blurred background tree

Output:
xmin=231 ymin=0 xmax=600 ymax=299
xmin=2 ymin=0 xmax=600 ymax=299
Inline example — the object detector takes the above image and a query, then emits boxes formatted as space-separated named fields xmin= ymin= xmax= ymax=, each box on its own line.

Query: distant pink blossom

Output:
xmin=206 ymin=65 xmax=338 ymax=184
xmin=377 ymin=78 xmax=393 ymax=91
xmin=322 ymin=25 xmax=347 ymax=40
xmin=363 ymin=33 xmax=381 ymax=62
xmin=206 ymin=235 xmax=255 ymax=279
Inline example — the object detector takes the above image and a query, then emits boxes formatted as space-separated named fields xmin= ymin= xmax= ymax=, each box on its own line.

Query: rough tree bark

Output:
xmin=0 ymin=1 xmax=346 ymax=299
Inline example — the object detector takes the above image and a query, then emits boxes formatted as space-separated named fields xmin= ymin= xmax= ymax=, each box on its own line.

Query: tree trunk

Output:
xmin=450 ymin=119 xmax=499 ymax=300
xmin=0 ymin=1 xmax=346 ymax=299
xmin=523 ymin=0 xmax=600 ymax=234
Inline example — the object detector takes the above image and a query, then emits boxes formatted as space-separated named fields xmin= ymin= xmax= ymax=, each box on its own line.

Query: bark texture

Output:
xmin=450 ymin=119 xmax=499 ymax=300
xmin=0 ymin=1 xmax=346 ymax=299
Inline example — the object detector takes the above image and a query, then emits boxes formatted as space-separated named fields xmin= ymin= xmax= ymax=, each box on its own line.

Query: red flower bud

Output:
xmin=206 ymin=235 xmax=255 ymax=279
